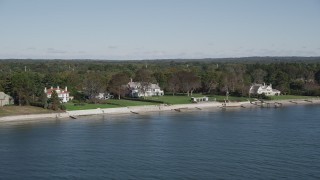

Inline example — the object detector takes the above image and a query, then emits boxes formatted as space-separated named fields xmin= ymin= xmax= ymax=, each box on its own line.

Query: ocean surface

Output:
xmin=1 ymin=105 xmax=320 ymax=179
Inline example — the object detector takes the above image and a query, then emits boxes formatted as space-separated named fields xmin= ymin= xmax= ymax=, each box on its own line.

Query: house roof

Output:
xmin=128 ymin=81 xmax=161 ymax=89
xmin=128 ymin=82 xmax=140 ymax=88
xmin=250 ymin=83 xmax=280 ymax=94
xmin=46 ymin=88 xmax=69 ymax=94
xmin=150 ymin=83 xmax=160 ymax=89
xmin=250 ymin=85 xmax=261 ymax=92
xmin=0 ymin=92 xmax=11 ymax=100
xmin=272 ymin=89 xmax=281 ymax=93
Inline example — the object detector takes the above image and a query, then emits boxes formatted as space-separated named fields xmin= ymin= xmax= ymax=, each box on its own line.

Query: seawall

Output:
xmin=1 ymin=99 xmax=319 ymax=122
xmin=0 ymin=102 xmax=225 ymax=122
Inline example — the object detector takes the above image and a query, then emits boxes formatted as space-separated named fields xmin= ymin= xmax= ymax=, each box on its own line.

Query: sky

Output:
xmin=0 ymin=0 xmax=319 ymax=60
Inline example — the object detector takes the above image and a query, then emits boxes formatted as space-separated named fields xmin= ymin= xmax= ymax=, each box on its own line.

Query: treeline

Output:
xmin=0 ymin=58 xmax=320 ymax=106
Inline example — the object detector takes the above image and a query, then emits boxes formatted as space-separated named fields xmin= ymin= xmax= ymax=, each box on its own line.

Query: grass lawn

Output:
xmin=207 ymin=95 xmax=253 ymax=102
xmin=148 ymin=93 xmax=253 ymax=104
xmin=64 ymin=99 xmax=160 ymax=111
xmin=269 ymin=95 xmax=315 ymax=100
xmin=0 ymin=106 xmax=54 ymax=117
xmin=64 ymin=94 xmax=319 ymax=111
xmin=146 ymin=93 xmax=204 ymax=104
xmin=0 ymin=95 xmax=316 ymax=116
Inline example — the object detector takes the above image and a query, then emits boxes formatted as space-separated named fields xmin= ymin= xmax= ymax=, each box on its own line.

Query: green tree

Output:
xmin=11 ymin=72 xmax=34 ymax=106
xmin=83 ymin=73 xmax=106 ymax=103
xmin=134 ymin=68 xmax=155 ymax=98
xmin=39 ymin=90 xmax=48 ymax=109
xmin=315 ymin=70 xmax=320 ymax=84
xmin=108 ymin=73 xmax=129 ymax=99
xmin=49 ymin=90 xmax=60 ymax=111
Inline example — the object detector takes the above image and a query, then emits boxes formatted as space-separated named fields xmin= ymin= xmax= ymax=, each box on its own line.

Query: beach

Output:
xmin=1 ymin=98 xmax=320 ymax=123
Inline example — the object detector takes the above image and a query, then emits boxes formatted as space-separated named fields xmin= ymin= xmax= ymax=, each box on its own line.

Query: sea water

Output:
xmin=0 ymin=105 xmax=320 ymax=179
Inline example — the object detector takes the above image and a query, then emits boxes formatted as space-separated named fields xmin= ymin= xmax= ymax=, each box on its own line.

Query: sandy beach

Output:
xmin=1 ymin=98 xmax=320 ymax=123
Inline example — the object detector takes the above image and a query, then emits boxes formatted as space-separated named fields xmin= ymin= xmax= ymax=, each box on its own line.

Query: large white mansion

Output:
xmin=249 ymin=83 xmax=281 ymax=96
xmin=44 ymin=86 xmax=71 ymax=103
xmin=128 ymin=79 xmax=164 ymax=98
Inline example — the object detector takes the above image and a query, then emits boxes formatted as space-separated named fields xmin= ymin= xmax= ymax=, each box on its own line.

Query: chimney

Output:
xmin=44 ymin=87 xmax=47 ymax=93
xmin=65 ymin=86 xmax=67 ymax=91
xmin=51 ymin=86 xmax=53 ymax=89
xmin=57 ymin=86 xmax=59 ymax=89
xmin=130 ymin=78 xmax=133 ymax=83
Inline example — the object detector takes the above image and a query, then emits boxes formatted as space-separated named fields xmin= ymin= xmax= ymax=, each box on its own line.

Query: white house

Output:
xmin=128 ymin=79 xmax=164 ymax=98
xmin=0 ymin=92 xmax=13 ymax=107
xmin=44 ymin=86 xmax=71 ymax=103
xmin=249 ymin=83 xmax=281 ymax=96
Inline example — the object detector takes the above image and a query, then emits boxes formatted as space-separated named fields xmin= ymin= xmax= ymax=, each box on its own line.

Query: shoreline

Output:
xmin=1 ymin=98 xmax=320 ymax=123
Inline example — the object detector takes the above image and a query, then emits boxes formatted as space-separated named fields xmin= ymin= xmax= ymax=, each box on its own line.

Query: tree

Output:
xmin=182 ymin=71 xmax=201 ymax=96
xmin=153 ymin=71 xmax=168 ymax=91
xmin=252 ymin=69 xmax=267 ymax=84
xmin=134 ymin=68 xmax=155 ymax=98
xmin=167 ymin=70 xmax=201 ymax=96
xmin=39 ymin=90 xmax=48 ymax=109
xmin=108 ymin=73 xmax=129 ymax=99
xmin=11 ymin=72 xmax=34 ymax=106
xmin=3 ymin=76 xmax=13 ymax=95
xmin=49 ymin=90 xmax=60 ymax=111
xmin=315 ymin=70 xmax=320 ymax=85
xmin=83 ymin=73 xmax=106 ymax=103
xmin=167 ymin=74 xmax=180 ymax=95
xmin=201 ymin=69 xmax=221 ymax=94
xmin=271 ymin=70 xmax=290 ymax=94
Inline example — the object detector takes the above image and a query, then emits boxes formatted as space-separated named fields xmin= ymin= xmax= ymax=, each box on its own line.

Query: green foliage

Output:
xmin=0 ymin=58 xmax=320 ymax=108
xmin=315 ymin=70 xmax=320 ymax=84
xmin=257 ymin=93 xmax=271 ymax=100
xmin=73 ymin=91 xmax=86 ymax=102
xmin=49 ymin=90 xmax=60 ymax=111
xmin=29 ymin=102 xmax=45 ymax=108
xmin=108 ymin=72 xmax=129 ymax=99
xmin=59 ymin=104 xmax=67 ymax=111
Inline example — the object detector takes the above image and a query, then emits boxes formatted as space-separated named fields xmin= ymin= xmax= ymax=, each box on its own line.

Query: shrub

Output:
xmin=257 ymin=93 xmax=271 ymax=100
xmin=30 ymin=102 xmax=45 ymax=108
xmin=59 ymin=104 xmax=67 ymax=110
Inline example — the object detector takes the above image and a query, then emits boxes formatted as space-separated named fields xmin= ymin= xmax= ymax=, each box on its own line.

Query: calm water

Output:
xmin=1 ymin=105 xmax=320 ymax=179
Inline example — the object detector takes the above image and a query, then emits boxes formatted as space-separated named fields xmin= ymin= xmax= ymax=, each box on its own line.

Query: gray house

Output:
xmin=249 ymin=83 xmax=281 ymax=96
xmin=128 ymin=80 xmax=164 ymax=98
xmin=0 ymin=92 xmax=13 ymax=107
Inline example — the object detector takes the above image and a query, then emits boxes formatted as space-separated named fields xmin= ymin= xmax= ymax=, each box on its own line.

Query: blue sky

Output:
xmin=0 ymin=0 xmax=319 ymax=60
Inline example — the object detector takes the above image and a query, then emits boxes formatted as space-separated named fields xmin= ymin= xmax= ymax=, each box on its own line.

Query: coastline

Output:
xmin=1 ymin=98 xmax=320 ymax=123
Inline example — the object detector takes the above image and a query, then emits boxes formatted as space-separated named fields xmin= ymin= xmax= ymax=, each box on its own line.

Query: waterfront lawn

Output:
xmin=146 ymin=93 xmax=203 ymax=104
xmin=64 ymin=94 xmax=317 ymax=111
xmin=0 ymin=105 xmax=54 ymax=117
xmin=64 ymin=99 xmax=160 ymax=111
xmin=207 ymin=95 xmax=252 ymax=102
xmin=147 ymin=94 xmax=252 ymax=104
xmin=269 ymin=95 xmax=315 ymax=100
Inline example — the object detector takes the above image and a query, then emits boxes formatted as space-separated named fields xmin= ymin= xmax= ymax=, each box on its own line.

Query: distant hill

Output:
xmin=1 ymin=56 xmax=320 ymax=63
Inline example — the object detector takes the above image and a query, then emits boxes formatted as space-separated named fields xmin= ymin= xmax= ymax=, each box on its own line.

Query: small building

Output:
xmin=191 ymin=96 xmax=209 ymax=103
xmin=44 ymin=86 xmax=71 ymax=103
xmin=128 ymin=79 xmax=164 ymax=98
xmin=249 ymin=83 xmax=281 ymax=96
xmin=0 ymin=92 xmax=13 ymax=107
xmin=96 ymin=93 xmax=114 ymax=100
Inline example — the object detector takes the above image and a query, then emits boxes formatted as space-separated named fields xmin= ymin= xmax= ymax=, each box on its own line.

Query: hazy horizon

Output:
xmin=1 ymin=56 xmax=320 ymax=61
xmin=1 ymin=0 xmax=319 ymax=60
